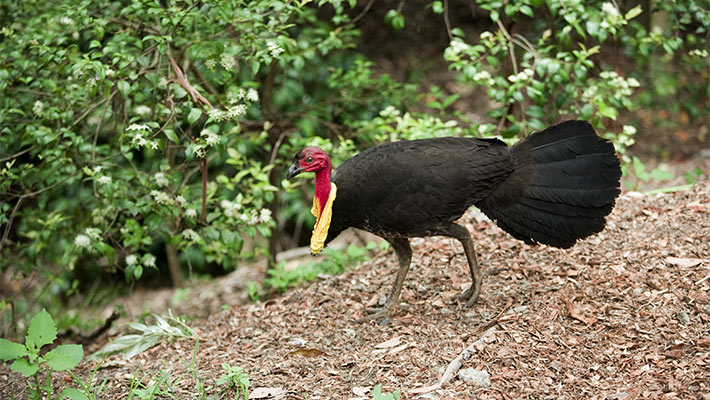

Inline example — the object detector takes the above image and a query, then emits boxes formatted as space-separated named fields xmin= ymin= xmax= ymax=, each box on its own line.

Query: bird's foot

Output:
xmin=450 ymin=285 xmax=481 ymax=307
xmin=353 ymin=305 xmax=395 ymax=325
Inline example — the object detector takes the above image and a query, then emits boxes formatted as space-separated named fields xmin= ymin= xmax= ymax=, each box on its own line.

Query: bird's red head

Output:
xmin=286 ymin=146 xmax=331 ymax=179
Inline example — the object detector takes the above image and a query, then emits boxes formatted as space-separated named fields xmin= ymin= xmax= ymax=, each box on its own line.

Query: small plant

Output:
xmin=90 ymin=311 xmax=195 ymax=360
xmin=216 ymin=363 xmax=250 ymax=399
xmin=629 ymin=156 xmax=675 ymax=190
xmin=0 ymin=309 xmax=84 ymax=399
xmin=246 ymin=281 xmax=260 ymax=303
xmin=372 ymin=384 xmax=400 ymax=400
xmin=264 ymin=243 xmax=377 ymax=292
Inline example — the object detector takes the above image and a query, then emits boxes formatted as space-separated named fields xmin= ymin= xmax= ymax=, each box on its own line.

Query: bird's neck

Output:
xmin=314 ymin=160 xmax=332 ymax=210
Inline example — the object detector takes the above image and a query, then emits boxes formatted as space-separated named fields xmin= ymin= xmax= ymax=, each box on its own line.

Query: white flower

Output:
xmin=601 ymin=2 xmax=620 ymax=17
xmin=126 ymin=254 xmax=138 ymax=265
xmin=97 ymin=175 xmax=112 ymax=185
xmin=84 ymin=228 xmax=101 ymax=240
xmin=105 ymin=68 xmax=115 ymax=77
xmin=176 ymin=195 xmax=187 ymax=206
xmin=74 ymin=234 xmax=91 ymax=248
xmin=185 ymin=208 xmax=197 ymax=218
xmin=208 ymin=108 xmax=226 ymax=122
xmin=132 ymin=133 xmax=148 ymax=147
xmin=205 ymin=59 xmax=216 ymax=69
xmin=227 ymin=104 xmax=247 ymax=119
xmin=473 ymin=70 xmax=492 ymax=82
xmin=220 ymin=53 xmax=235 ymax=70
xmin=379 ymin=105 xmax=400 ymax=118
xmin=150 ymin=190 xmax=173 ymax=205
xmin=134 ymin=105 xmax=152 ymax=116
xmin=150 ymin=141 xmax=158 ymax=150
xmin=267 ymin=41 xmax=284 ymax=57
xmin=59 ymin=17 xmax=75 ymax=25
xmin=221 ymin=200 xmax=242 ymax=218
xmin=143 ymin=254 xmax=156 ymax=268
xmin=623 ymin=125 xmax=637 ymax=135
xmin=182 ymin=229 xmax=200 ymax=242
xmin=87 ymin=77 xmax=96 ymax=88
xmin=201 ymin=129 xmax=219 ymax=146
xmin=246 ymin=88 xmax=259 ymax=102
xmin=127 ymin=123 xmax=150 ymax=131
xmin=259 ymin=208 xmax=272 ymax=223
xmin=154 ymin=172 xmax=169 ymax=187
xmin=449 ymin=40 xmax=468 ymax=55
xmin=33 ymin=101 xmax=43 ymax=117
xmin=480 ymin=31 xmax=493 ymax=40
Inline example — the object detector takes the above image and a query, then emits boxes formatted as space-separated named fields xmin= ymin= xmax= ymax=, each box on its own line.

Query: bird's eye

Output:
xmin=306 ymin=156 xmax=314 ymax=163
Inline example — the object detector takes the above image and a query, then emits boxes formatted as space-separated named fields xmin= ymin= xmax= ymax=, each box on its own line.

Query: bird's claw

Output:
xmin=450 ymin=286 xmax=481 ymax=307
xmin=354 ymin=306 xmax=394 ymax=324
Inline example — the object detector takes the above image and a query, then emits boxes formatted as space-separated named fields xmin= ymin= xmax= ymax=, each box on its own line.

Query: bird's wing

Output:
xmin=330 ymin=137 xmax=513 ymax=236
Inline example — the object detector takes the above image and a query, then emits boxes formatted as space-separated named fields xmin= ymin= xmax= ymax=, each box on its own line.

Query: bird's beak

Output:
xmin=286 ymin=162 xmax=303 ymax=180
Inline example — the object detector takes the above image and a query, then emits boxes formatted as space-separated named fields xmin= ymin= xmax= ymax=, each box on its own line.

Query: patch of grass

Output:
xmin=216 ymin=363 xmax=250 ymax=399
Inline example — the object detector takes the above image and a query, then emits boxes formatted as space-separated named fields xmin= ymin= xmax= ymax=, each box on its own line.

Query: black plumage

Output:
xmin=287 ymin=120 xmax=621 ymax=320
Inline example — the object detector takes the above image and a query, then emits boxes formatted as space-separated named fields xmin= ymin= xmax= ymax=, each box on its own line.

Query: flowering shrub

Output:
xmin=0 ymin=0 xmax=410 ymax=314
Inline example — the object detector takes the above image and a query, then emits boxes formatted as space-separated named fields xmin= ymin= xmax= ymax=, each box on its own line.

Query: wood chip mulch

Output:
xmin=2 ymin=185 xmax=709 ymax=399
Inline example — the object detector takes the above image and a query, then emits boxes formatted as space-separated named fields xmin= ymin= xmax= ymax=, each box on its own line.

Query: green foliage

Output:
xmin=216 ymin=363 xmax=250 ymax=399
xmin=0 ymin=309 xmax=84 ymax=399
xmin=90 ymin=311 xmax=194 ymax=360
xmin=264 ymin=243 xmax=376 ymax=293
xmin=1 ymin=0 xmax=411 ymax=327
xmin=372 ymin=384 xmax=401 ymax=400
xmin=444 ymin=0 xmax=645 ymax=141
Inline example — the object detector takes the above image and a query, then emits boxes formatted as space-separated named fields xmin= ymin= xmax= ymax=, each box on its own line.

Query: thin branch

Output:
xmin=0 ymin=197 xmax=23 ymax=252
xmin=167 ymin=50 xmax=213 ymax=110
xmin=350 ymin=0 xmax=375 ymax=25
xmin=496 ymin=18 xmax=518 ymax=75
xmin=444 ymin=0 xmax=453 ymax=41
xmin=0 ymin=145 xmax=36 ymax=163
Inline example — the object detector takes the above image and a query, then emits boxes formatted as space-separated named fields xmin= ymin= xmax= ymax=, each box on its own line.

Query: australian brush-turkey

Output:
xmin=286 ymin=120 xmax=621 ymax=320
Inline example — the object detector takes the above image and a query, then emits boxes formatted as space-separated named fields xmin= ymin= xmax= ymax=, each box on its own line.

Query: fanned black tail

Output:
xmin=476 ymin=120 xmax=622 ymax=249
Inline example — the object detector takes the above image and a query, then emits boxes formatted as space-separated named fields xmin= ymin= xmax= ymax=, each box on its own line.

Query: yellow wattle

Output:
xmin=310 ymin=182 xmax=337 ymax=255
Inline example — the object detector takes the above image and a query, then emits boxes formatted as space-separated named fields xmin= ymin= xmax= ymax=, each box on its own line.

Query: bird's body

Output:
xmin=287 ymin=120 xmax=621 ymax=320
xmin=327 ymin=137 xmax=512 ymax=240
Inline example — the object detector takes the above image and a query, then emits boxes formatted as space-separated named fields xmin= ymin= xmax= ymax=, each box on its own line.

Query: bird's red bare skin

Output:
xmin=298 ymin=147 xmax=332 ymax=212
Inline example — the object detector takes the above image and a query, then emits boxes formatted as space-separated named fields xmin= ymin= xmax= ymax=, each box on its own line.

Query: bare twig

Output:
xmin=167 ymin=50 xmax=213 ymax=110
xmin=444 ymin=0 xmax=453 ymax=41
xmin=0 ymin=145 xmax=36 ymax=163
xmin=350 ymin=0 xmax=375 ymax=25
xmin=0 ymin=197 xmax=23 ymax=252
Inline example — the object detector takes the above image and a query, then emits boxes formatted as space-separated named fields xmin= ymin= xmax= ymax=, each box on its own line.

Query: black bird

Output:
xmin=286 ymin=120 xmax=621 ymax=320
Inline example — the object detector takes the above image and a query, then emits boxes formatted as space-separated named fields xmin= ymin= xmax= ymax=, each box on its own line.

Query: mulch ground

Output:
xmin=2 ymin=185 xmax=709 ymax=399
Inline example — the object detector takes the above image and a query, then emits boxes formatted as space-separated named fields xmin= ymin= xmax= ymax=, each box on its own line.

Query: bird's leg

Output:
xmin=438 ymin=223 xmax=482 ymax=307
xmin=356 ymin=237 xmax=412 ymax=323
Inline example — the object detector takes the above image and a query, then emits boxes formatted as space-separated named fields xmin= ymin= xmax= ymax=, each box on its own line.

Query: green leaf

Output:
xmin=117 ymin=80 xmax=130 ymax=96
xmin=520 ymin=5 xmax=533 ymax=17
xmin=580 ymin=103 xmax=594 ymax=120
xmin=650 ymin=168 xmax=674 ymax=181
xmin=632 ymin=156 xmax=650 ymax=182
xmin=163 ymin=129 xmax=180 ymax=144
xmin=625 ymin=5 xmax=642 ymax=20
xmin=432 ymin=1 xmax=443 ymax=14
xmin=59 ymin=387 xmax=90 ymax=400
xmin=44 ymin=344 xmax=83 ymax=371
xmin=187 ymin=108 xmax=202 ymax=124
xmin=0 ymin=339 xmax=28 ymax=361
xmin=11 ymin=357 xmax=39 ymax=377
xmin=26 ymin=309 xmax=57 ymax=351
